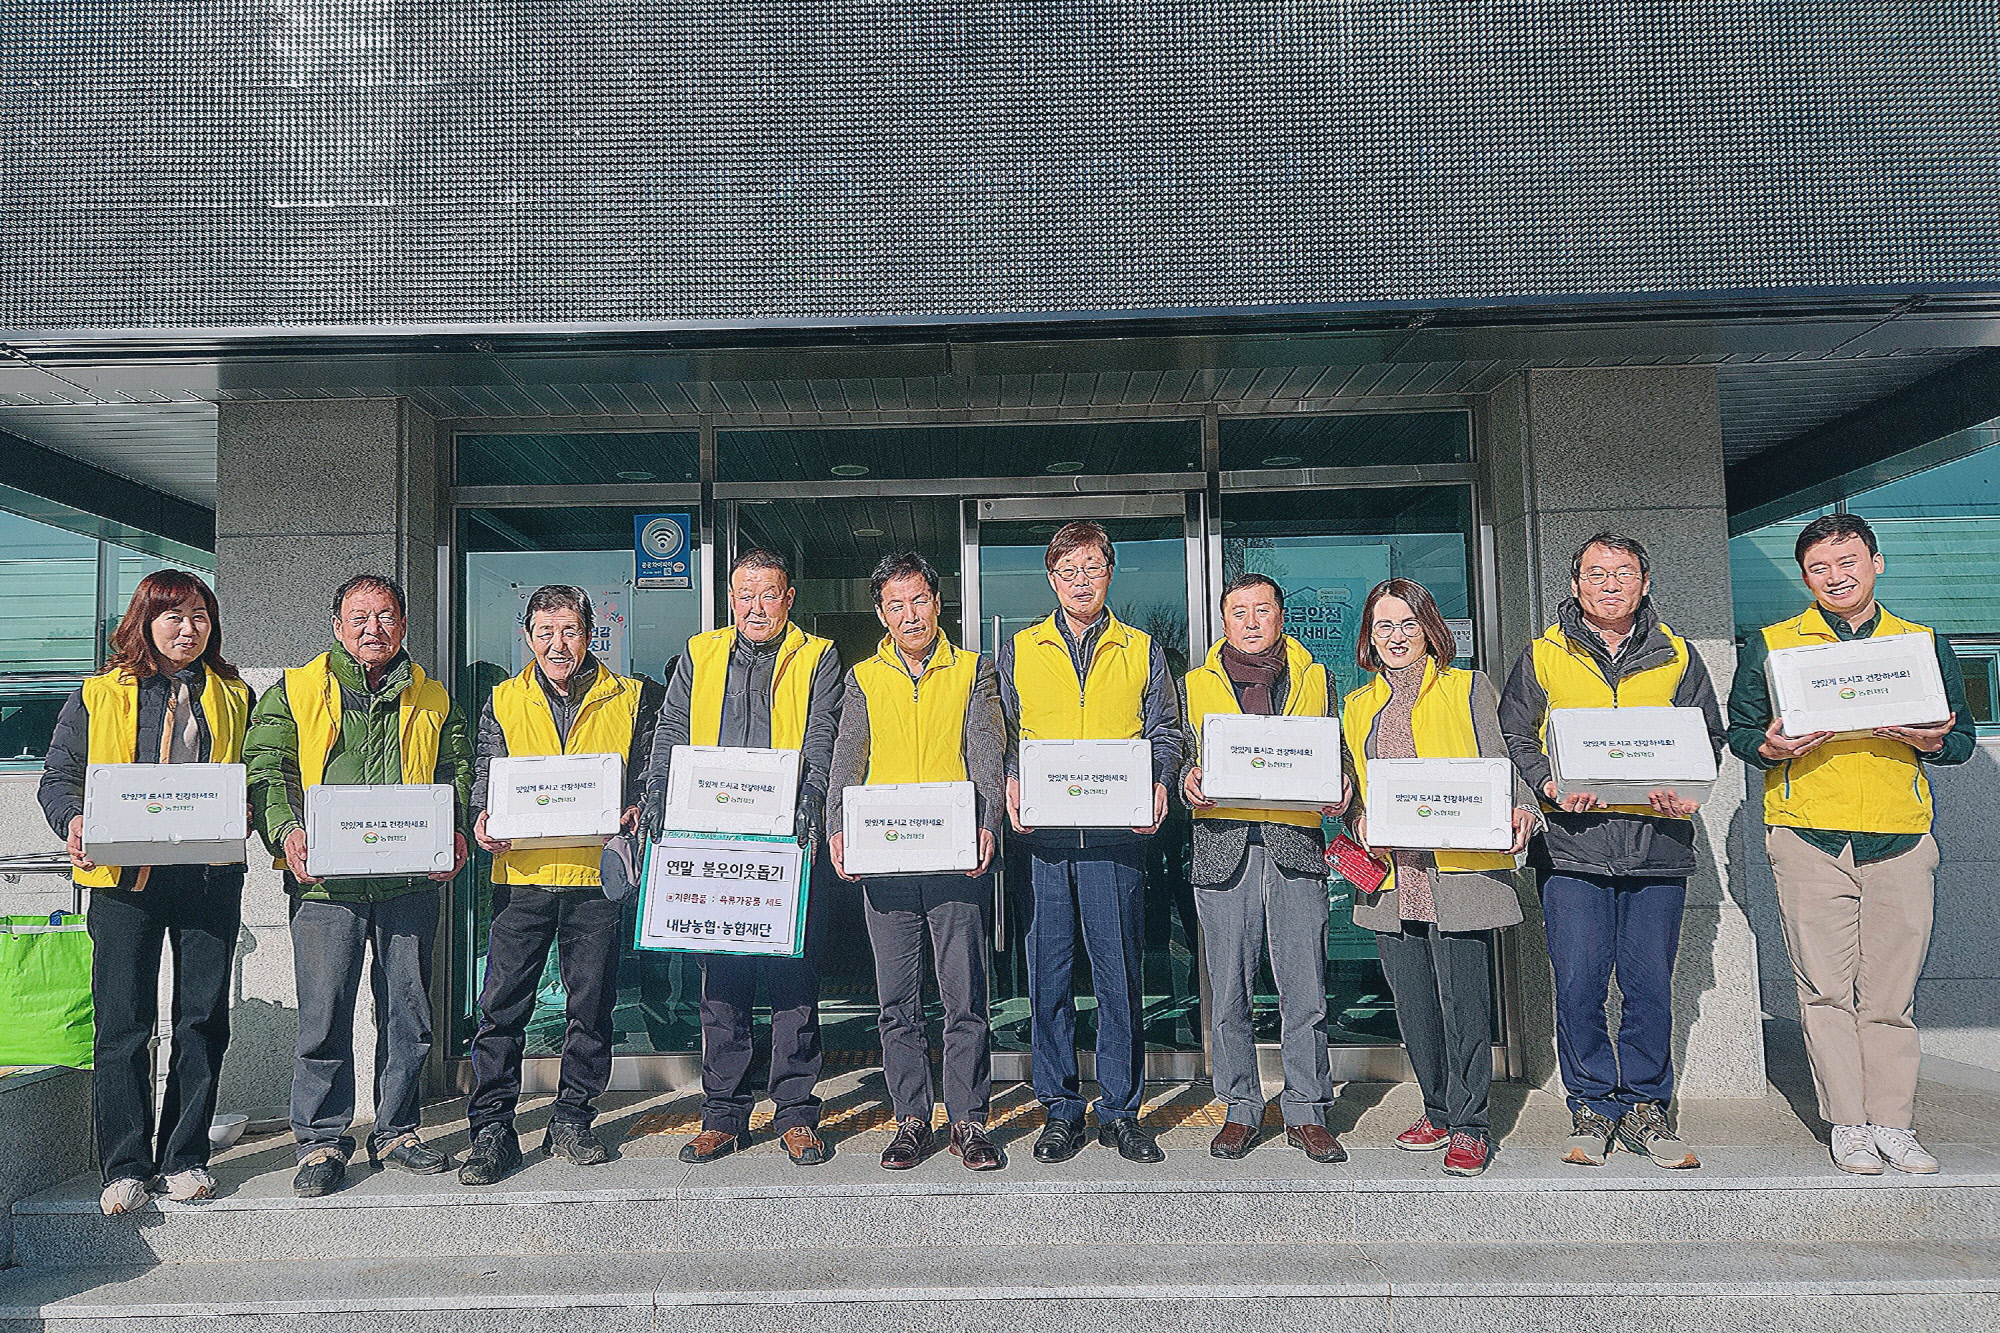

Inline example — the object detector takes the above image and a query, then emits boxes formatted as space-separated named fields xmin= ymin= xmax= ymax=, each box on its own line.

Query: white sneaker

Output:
xmin=1870 ymin=1125 xmax=1940 ymax=1174
xmin=1830 ymin=1123 xmax=1885 ymax=1174
xmin=158 ymin=1167 xmax=218 ymax=1201
xmin=98 ymin=1178 xmax=151 ymax=1215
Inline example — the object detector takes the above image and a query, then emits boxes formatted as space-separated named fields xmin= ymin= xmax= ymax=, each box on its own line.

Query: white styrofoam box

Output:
xmin=82 ymin=762 xmax=248 ymax=866
xmin=1199 ymin=713 xmax=1344 ymax=810
xmin=664 ymin=746 xmax=801 ymax=837
xmin=1766 ymin=633 xmax=1951 ymax=738
xmin=305 ymin=784 xmax=456 ymax=878
xmin=1364 ymin=757 xmax=1515 ymax=852
xmin=1548 ymin=707 xmax=1718 ymax=806
xmin=485 ymin=753 xmax=625 ymax=848
xmin=841 ymin=782 xmax=979 ymax=876
xmin=1018 ymin=738 xmax=1154 ymax=829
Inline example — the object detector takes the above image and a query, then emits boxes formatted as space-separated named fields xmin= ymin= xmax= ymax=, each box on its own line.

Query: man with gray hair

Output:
xmin=246 ymin=574 xmax=474 ymax=1199
xmin=458 ymin=586 xmax=663 ymax=1186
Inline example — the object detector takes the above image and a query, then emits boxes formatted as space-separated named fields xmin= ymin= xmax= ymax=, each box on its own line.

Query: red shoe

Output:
xmin=1394 ymin=1116 xmax=1449 ymax=1152
xmin=1442 ymin=1132 xmax=1491 ymax=1177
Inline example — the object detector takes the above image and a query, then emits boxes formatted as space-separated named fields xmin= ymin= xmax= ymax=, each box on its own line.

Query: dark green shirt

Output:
xmin=1726 ymin=605 xmax=1976 ymax=864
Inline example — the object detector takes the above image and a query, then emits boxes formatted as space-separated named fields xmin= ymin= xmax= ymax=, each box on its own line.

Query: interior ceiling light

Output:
xmin=830 ymin=463 xmax=870 ymax=477
xmin=852 ymin=527 xmax=885 ymax=538
xmin=1030 ymin=523 xmax=1060 ymax=535
xmin=616 ymin=470 xmax=655 ymax=481
xmin=1261 ymin=455 xmax=1303 ymax=468
xmin=1045 ymin=460 xmax=1085 ymax=473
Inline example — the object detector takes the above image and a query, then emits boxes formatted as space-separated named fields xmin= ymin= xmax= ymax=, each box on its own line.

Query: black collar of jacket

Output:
xmin=1557 ymin=596 xmax=1676 ymax=680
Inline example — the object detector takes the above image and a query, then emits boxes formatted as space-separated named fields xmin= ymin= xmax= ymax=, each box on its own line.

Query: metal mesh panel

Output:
xmin=4 ymin=0 xmax=1997 ymax=331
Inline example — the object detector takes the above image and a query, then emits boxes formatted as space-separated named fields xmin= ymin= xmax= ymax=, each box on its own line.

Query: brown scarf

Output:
xmin=1220 ymin=641 xmax=1288 ymax=716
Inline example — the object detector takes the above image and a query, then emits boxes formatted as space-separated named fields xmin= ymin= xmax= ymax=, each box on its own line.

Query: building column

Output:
xmin=1484 ymin=366 xmax=1767 ymax=1101
xmin=210 ymin=398 xmax=442 ymax=1120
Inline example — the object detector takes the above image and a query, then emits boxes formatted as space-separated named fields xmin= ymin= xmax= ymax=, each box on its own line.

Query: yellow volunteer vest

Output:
xmin=686 ymin=623 xmax=832 ymax=751
xmin=854 ymin=636 xmax=980 ymax=784
xmin=1343 ymin=659 xmax=1516 ymax=886
xmin=278 ymin=653 xmax=451 ymax=868
xmin=1010 ymin=612 xmax=1152 ymax=741
xmin=1530 ymin=620 xmax=1692 ymax=818
xmin=488 ymin=661 xmax=645 ymax=886
xmin=1759 ymin=605 xmax=1937 ymax=834
xmin=75 ymin=667 xmax=253 ymax=888
xmin=1184 ymin=636 xmax=1328 ymax=829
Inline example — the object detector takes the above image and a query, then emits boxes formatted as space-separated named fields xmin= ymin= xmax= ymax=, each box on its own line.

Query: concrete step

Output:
xmin=16 ymin=1144 xmax=2000 ymax=1266
xmin=2 ymin=1240 xmax=1998 ymax=1331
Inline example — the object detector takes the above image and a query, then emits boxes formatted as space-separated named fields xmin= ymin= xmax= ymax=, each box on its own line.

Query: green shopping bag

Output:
xmin=0 ymin=913 xmax=94 ymax=1069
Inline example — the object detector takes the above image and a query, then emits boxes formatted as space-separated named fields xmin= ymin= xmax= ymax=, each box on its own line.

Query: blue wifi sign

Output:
xmin=635 ymin=513 xmax=693 ymax=590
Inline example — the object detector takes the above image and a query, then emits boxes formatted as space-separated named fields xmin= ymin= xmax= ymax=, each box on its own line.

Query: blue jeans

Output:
xmin=1022 ymin=842 xmax=1147 ymax=1123
xmin=1540 ymin=872 xmax=1686 ymax=1120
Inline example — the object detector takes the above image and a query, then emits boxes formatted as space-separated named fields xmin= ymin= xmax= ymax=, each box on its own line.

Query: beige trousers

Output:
xmin=1766 ymin=826 xmax=1938 ymax=1129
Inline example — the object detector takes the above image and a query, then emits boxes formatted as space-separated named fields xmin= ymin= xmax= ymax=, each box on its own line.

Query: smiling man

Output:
xmin=1500 ymin=533 xmax=1723 ymax=1172
xmin=826 ymin=552 xmax=1006 ymax=1172
xmin=997 ymin=520 xmax=1183 ymax=1166
xmin=1727 ymin=513 xmax=1974 ymax=1176
xmin=244 ymin=574 xmax=474 ymax=1198
xmin=458 ymin=586 xmax=663 ymax=1187
xmin=1180 ymin=572 xmax=1350 ymax=1164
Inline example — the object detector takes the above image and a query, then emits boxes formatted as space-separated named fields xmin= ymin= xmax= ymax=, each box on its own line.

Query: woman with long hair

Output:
xmin=1342 ymin=578 xmax=1536 ymax=1177
xmin=38 ymin=570 xmax=253 ymax=1215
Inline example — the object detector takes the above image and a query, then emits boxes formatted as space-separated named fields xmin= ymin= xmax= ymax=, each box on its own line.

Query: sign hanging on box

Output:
xmin=635 ymin=513 xmax=694 ymax=590
xmin=635 ymin=832 xmax=807 ymax=957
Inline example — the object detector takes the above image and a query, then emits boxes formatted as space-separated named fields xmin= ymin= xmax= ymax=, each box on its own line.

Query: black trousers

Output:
xmin=698 ymin=950 xmax=822 ymax=1135
xmin=467 ymin=884 xmax=623 ymax=1132
xmin=88 ymin=866 xmax=242 ymax=1184
xmin=1376 ymin=921 xmax=1495 ymax=1137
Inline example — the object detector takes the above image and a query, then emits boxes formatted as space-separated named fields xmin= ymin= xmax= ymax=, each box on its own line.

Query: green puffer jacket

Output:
xmin=245 ymin=644 xmax=474 ymax=903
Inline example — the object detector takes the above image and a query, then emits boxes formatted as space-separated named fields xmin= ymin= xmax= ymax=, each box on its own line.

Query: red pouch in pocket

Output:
xmin=1326 ymin=833 xmax=1389 ymax=894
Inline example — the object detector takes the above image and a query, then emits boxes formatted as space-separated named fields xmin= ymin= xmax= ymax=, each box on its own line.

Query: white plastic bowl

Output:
xmin=209 ymin=1113 xmax=248 ymax=1149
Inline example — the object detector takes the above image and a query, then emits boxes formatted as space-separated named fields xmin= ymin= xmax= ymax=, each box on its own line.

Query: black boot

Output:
xmin=459 ymin=1123 xmax=524 ymax=1187
xmin=544 ymin=1121 xmax=611 ymax=1166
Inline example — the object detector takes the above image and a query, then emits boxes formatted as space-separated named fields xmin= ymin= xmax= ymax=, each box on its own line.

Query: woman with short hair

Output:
xmin=1342 ymin=578 xmax=1536 ymax=1178
xmin=38 ymin=570 xmax=253 ymax=1215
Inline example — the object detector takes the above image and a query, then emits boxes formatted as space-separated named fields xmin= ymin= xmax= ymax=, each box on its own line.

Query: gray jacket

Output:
xmin=1348 ymin=669 xmax=1529 ymax=935
xmin=825 ymin=640 xmax=1007 ymax=842
xmin=1498 ymin=597 xmax=1724 ymax=880
xmin=1177 ymin=663 xmax=1335 ymax=886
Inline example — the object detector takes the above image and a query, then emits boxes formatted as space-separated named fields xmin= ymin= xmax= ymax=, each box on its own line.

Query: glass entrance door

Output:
xmin=963 ymin=494 xmax=1209 ymax=1073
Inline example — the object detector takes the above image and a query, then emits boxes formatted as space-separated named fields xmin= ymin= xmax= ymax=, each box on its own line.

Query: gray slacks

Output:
xmin=862 ymin=873 xmax=993 ymax=1126
xmin=289 ymin=887 xmax=440 ymax=1161
xmin=1195 ymin=841 xmax=1334 ymax=1128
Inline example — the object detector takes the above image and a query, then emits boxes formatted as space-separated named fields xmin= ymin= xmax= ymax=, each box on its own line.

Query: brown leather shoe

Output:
xmin=1286 ymin=1124 xmax=1347 ymax=1164
xmin=1210 ymin=1122 xmax=1257 ymax=1159
xmin=949 ymin=1122 xmax=1003 ymax=1171
xmin=679 ymin=1129 xmax=748 ymax=1164
xmin=781 ymin=1125 xmax=828 ymax=1167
